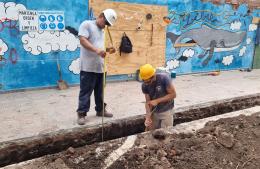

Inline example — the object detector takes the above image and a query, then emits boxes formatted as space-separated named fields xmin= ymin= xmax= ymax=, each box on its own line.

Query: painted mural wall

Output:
xmin=0 ymin=0 xmax=88 ymax=91
xmin=113 ymin=0 xmax=259 ymax=74
xmin=0 ymin=0 xmax=259 ymax=91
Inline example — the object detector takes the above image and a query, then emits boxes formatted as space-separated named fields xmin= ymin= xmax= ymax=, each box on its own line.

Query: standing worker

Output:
xmin=139 ymin=64 xmax=177 ymax=130
xmin=77 ymin=9 xmax=117 ymax=125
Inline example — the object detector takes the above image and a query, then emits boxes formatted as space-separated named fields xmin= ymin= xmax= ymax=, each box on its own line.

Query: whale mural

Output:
xmin=167 ymin=25 xmax=247 ymax=66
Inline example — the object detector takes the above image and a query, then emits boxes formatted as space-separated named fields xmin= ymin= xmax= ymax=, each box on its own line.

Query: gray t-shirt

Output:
xmin=78 ymin=20 xmax=104 ymax=73
xmin=142 ymin=73 xmax=175 ymax=113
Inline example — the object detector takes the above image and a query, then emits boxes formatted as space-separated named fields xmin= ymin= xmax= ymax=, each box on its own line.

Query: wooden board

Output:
xmin=252 ymin=17 xmax=260 ymax=24
xmin=90 ymin=0 xmax=167 ymax=75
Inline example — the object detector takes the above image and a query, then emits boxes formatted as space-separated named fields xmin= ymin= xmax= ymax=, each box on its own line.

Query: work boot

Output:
xmin=77 ymin=115 xmax=86 ymax=125
xmin=96 ymin=109 xmax=113 ymax=117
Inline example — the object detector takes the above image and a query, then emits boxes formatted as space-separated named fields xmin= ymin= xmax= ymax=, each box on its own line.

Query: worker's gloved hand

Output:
xmin=106 ymin=47 xmax=116 ymax=54
xmin=96 ymin=49 xmax=107 ymax=58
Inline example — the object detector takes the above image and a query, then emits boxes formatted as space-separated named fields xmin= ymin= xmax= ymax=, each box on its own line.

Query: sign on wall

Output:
xmin=18 ymin=10 xmax=38 ymax=31
xmin=19 ymin=10 xmax=65 ymax=31
xmin=38 ymin=11 xmax=65 ymax=31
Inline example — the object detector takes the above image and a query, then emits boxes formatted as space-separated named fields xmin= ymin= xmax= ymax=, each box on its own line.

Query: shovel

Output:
xmin=55 ymin=52 xmax=68 ymax=90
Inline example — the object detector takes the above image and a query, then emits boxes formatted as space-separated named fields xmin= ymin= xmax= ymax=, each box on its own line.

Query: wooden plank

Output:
xmin=105 ymin=30 xmax=165 ymax=75
xmin=90 ymin=2 xmax=167 ymax=31
xmin=90 ymin=0 xmax=167 ymax=75
xmin=252 ymin=17 xmax=260 ymax=24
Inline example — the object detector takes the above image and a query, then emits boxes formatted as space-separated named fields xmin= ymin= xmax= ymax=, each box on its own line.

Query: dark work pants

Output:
xmin=77 ymin=71 xmax=106 ymax=116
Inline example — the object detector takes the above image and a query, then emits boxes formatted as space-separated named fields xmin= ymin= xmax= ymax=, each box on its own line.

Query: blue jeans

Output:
xmin=77 ymin=71 xmax=106 ymax=116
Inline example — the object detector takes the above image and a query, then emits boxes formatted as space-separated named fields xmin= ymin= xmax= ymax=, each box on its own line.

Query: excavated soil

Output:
xmin=109 ymin=113 xmax=260 ymax=169
xmin=5 ymin=113 xmax=260 ymax=169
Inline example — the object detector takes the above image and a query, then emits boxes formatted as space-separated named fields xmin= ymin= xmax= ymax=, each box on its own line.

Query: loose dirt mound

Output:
xmin=5 ymin=113 xmax=260 ymax=169
xmin=111 ymin=113 xmax=260 ymax=169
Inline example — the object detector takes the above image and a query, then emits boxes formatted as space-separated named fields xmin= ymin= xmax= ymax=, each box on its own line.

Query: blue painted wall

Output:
xmin=0 ymin=0 xmax=88 ymax=91
xmin=0 ymin=0 xmax=259 ymax=91
xmin=112 ymin=0 xmax=259 ymax=74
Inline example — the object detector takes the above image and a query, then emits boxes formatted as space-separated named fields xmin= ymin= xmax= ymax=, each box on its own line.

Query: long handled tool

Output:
xmin=56 ymin=52 xmax=68 ymax=90
xmin=102 ymin=57 xmax=106 ymax=141
xmin=102 ymin=26 xmax=115 ymax=141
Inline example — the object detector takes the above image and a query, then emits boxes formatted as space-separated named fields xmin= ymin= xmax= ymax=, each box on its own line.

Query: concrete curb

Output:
xmin=0 ymin=93 xmax=260 ymax=167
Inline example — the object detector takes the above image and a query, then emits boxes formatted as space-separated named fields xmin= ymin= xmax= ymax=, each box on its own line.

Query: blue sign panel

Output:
xmin=38 ymin=11 xmax=65 ymax=31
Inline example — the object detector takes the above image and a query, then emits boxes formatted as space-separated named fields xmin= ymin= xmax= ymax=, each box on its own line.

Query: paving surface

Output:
xmin=0 ymin=69 xmax=260 ymax=142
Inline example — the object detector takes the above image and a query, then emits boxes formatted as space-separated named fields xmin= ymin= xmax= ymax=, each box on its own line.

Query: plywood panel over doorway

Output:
xmin=89 ymin=0 xmax=167 ymax=75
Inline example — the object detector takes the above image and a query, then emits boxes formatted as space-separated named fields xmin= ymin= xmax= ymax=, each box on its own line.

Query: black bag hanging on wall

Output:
xmin=119 ymin=32 xmax=133 ymax=55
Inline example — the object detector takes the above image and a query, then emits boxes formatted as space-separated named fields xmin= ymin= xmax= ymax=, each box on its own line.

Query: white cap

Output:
xmin=103 ymin=9 xmax=117 ymax=26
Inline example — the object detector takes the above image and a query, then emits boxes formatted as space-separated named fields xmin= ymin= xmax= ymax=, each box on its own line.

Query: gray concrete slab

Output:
xmin=0 ymin=70 xmax=260 ymax=142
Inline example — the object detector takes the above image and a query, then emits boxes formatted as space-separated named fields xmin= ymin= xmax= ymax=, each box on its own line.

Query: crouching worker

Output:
xmin=139 ymin=64 xmax=176 ymax=130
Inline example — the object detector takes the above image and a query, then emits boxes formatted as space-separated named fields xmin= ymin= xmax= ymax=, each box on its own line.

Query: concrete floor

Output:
xmin=0 ymin=70 xmax=260 ymax=142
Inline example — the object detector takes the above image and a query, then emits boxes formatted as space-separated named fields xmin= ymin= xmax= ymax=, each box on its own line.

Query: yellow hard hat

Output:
xmin=139 ymin=64 xmax=156 ymax=80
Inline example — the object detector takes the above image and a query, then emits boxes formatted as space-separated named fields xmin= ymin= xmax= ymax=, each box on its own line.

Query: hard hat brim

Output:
xmin=103 ymin=9 xmax=116 ymax=26
xmin=106 ymin=19 xmax=113 ymax=26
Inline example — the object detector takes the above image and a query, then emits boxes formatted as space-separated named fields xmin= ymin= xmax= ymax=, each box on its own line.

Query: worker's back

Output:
xmin=78 ymin=20 xmax=104 ymax=73
xmin=142 ymin=73 xmax=175 ymax=113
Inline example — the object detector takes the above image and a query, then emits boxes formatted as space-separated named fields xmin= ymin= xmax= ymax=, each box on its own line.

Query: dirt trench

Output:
xmin=5 ymin=112 xmax=260 ymax=169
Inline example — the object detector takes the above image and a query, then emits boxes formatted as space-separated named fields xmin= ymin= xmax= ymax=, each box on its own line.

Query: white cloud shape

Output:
xmin=249 ymin=24 xmax=257 ymax=31
xmin=246 ymin=38 xmax=251 ymax=45
xmin=239 ymin=46 xmax=246 ymax=56
xmin=222 ymin=55 xmax=234 ymax=66
xmin=166 ymin=59 xmax=180 ymax=69
xmin=0 ymin=2 xmax=26 ymax=21
xmin=69 ymin=58 xmax=80 ymax=75
xmin=182 ymin=48 xmax=195 ymax=58
xmin=230 ymin=21 xmax=241 ymax=30
xmin=22 ymin=30 xmax=80 ymax=55
xmin=0 ymin=39 xmax=8 ymax=55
